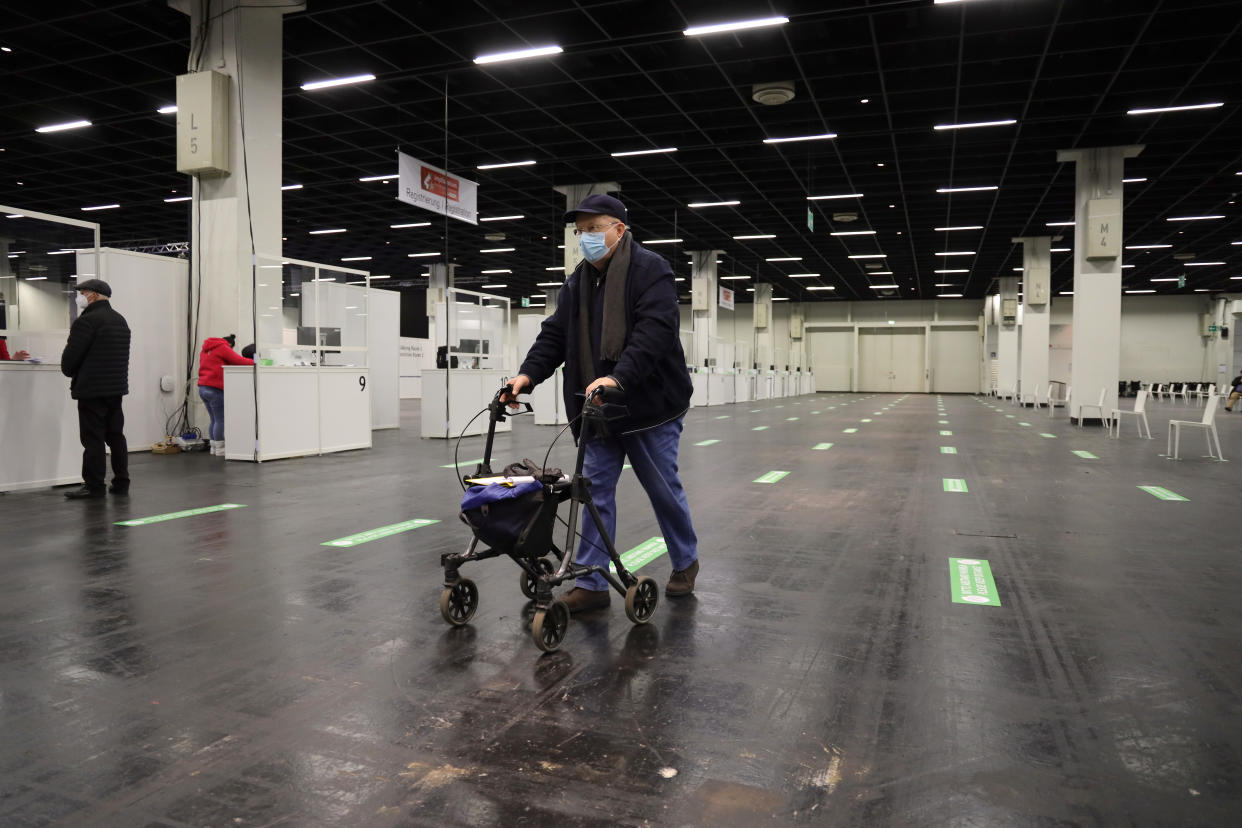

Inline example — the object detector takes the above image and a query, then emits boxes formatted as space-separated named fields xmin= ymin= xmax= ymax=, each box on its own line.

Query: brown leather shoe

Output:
xmin=560 ymin=587 xmax=611 ymax=614
xmin=666 ymin=559 xmax=699 ymax=597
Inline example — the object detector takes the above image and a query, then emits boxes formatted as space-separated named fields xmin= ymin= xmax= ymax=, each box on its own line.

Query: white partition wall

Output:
xmin=367 ymin=287 xmax=400 ymax=429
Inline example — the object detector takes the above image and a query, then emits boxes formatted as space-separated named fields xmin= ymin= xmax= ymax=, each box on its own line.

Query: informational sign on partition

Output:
xmin=719 ymin=285 xmax=735 ymax=310
xmin=396 ymin=151 xmax=478 ymax=225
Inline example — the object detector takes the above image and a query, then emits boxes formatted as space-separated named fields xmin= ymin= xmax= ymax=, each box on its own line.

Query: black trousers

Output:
xmin=78 ymin=396 xmax=128 ymax=491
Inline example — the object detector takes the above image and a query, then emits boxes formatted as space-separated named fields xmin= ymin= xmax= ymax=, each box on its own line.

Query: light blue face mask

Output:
xmin=579 ymin=231 xmax=614 ymax=262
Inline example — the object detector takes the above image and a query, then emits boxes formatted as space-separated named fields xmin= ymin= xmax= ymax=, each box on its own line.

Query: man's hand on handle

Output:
xmin=584 ymin=375 xmax=618 ymax=401
xmin=502 ymin=374 xmax=531 ymax=409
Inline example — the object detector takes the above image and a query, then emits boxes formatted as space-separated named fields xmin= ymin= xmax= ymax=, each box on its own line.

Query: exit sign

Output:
xmin=1209 ymin=324 xmax=1218 ymax=332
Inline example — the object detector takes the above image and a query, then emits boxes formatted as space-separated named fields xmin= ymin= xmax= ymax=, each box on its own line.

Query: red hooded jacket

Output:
xmin=197 ymin=337 xmax=253 ymax=389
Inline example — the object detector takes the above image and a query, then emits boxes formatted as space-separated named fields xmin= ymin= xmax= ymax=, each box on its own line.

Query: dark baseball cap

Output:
xmin=76 ymin=278 xmax=112 ymax=297
xmin=563 ymin=193 xmax=627 ymax=225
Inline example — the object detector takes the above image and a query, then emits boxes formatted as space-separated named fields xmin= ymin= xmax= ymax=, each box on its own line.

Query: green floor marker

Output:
xmin=1138 ymin=485 xmax=1188 ymax=501
xmin=623 ymin=464 xmax=632 ymax=470
xmin=1040 ymin=433 xmax=1057 ymax=439
xmin=754 ymin=470 xmax=790 ymax=484
xmin=813 ymin=442 xmax=833 ymax=450
xmin=323 ymin=518 xmax=439 ymax=548
xmin=843 ymin=428 xmax=858 ymax=434
xmin=715 ymin=415 xmax=730 ymax=419
xmin=949 ymin=558 xmax=1001 ymax=606
xmin=750 ymin=409 xmax=761 ymax=413
xmin=694 ymin=439 xmax=720 ymax=446
xmin=753 ymin=425 xmax=769 ymax=431
xmin=1019 ymin=422 xmax=1032 ymax=427
xmin=609 ymin=537 xmax=667 ymax=574
xmin=942 ymin=478 xmax=969 ymax=493
xmin=861 ymin=418 xmax=872 ymax=423
xmin=938 ymin=419 xmax=949 ymax=424
xmin=940 ymin=446 xmax=958 ymax=454
xmin=1072 ymin=450 xmax=1098 ymax=459
xmin=1005 ymin=414 xmax=1016 ymax=418
xmin=116 ymin=503 xmax=246 ymax=527
xmin=786 ymin=416 xmax=799 ymax=421
xmin=940 ymin=430 xmax=953 ymax=436
xmin=811 ymin=411 xmax=820 ymax=415
xmin=441 ymin=458 xmax=484 ymax=469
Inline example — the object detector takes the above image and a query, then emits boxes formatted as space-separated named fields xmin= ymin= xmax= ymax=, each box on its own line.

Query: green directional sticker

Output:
xmin=323 ymin=518 xmax=439 ymax=548
xmin=938 ymin=420 xmax=949 ymax=424
xmin=940 ymin=430 xmax=953 ymax=436
xmin=861 ymin=418 xmax=872 ymax=423
xmin=1005 ymin=414 xmax=1016 ymax=419
xmin=715 ymin=415 xmax=730 ymax=420
xmin=609 ymin=536 xmax=667 ymax=574
xmin=811 ymin=411 xmax=820 ymax=415
xmin=1040 ymin=433 xmax=1057 ymax=439
xmin=754 ymin=470 xmax=791 ymax=484
xmin=1019 ymin=422 xmax=1032 ymax=427
xmin=940 ymin=446 xmax=958 ymax=454
xmin=623 ymin=464 xmax=632 ymax=470
xmin=441 ymin=457 xmax=484 ymax=469
xmin=753 ymin=425 xmax=769 ymax=431
xmin=949 ymin=558 xmax=1001 ymax=606
xmin=1138 ymin=485 xmax=1188 ymax=501
xmin=694 ymin=439 xmax=720 ymax=446
xmin=813 ymin=442 xmax=833 ymax=450
xmin=1072 ymin=450 xmax=1098 ymax=459
xmin=116 ymin=503 xmax=246 ymax=527
xmin=942 ymin=478 xmax=969 ymax=493
xmin=843 ymin=428 xmax=858 ymax=434
xmin=786 ymin=416 xmax=800 ymax=421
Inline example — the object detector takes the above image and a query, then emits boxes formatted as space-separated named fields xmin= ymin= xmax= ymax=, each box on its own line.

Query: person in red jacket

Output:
xmin=197 ymin=334 xmax=253 ymax=456
xmin=0 ymin=337 xmax=30 ymax=361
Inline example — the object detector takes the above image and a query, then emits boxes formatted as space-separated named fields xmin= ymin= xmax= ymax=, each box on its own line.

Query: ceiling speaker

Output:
xmin=752 ymin=81 xmax=795 ymax=106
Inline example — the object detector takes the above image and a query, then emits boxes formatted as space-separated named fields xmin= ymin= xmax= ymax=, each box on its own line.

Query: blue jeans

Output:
xmin=198 ymin=385 xmax=225 ymax=441
xmin=574 ymin=417 xmax=698 ymax=591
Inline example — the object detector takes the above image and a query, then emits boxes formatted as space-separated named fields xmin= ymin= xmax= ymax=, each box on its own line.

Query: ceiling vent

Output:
xmin=484 ymin=232 xmax=506 ymax=242
xmin=864 ymin=262 xmax=883 ymax=270
xmin=752 ymin=81 xmax=795 ymax=106
xmin=1172 ymin=252 xmax=1194 ymax=260
xmin=832 ymin=212 xmax=859 ymax=223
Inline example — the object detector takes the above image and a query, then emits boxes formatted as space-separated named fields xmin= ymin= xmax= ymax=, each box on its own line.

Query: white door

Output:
xmin=809 ymin=329 xmax=853 ymax=391
xmin=930 ymin=326 xmax=980 ymax=393
xmin=859 ymin=328 xmax=926 ymax=392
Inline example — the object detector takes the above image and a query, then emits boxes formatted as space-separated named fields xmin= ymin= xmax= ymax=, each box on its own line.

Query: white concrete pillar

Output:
xmin=1014 ymin=236 xmax=1052 ymax=405
xmin=753 ymin=283 xmax=774 ymax=369
xmin=1057 ymin=144 xmax=1143 ymax=422
xmin=689 ymin=250 xmax=721 ymax=369
xmin=996 ymin=277 xmax=1020 ymax=398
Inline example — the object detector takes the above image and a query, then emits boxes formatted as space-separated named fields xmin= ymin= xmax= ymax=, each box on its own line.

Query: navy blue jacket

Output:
xmin=519 ymin=242 xmax=692 ymax=435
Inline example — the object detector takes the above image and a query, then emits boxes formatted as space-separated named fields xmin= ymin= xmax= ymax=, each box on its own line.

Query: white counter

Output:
xmin=421 ymin=369 xmax=513 ymax=439
xmin=224 ymin=366 xmax=372 ymax=461
xmin=0 ymin=363 xmax=82 ymax=492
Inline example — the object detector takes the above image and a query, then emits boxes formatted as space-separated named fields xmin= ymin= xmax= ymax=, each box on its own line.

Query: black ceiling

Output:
xmin=1 ymin=0 xmax=1239 ymax=304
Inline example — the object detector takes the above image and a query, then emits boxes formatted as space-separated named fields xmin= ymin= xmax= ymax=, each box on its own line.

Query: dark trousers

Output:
xmin=78 ymin=396 xmax=128 ymax=491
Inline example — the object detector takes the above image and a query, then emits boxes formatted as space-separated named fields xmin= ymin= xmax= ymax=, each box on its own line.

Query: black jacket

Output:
xmin=61 ymin=299 xmax=131 ymax=399
xmin=519 ymin=241 xmax=692 ymax=435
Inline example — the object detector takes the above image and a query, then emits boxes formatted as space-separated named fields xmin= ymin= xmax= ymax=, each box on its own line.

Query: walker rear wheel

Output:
xmin=532 ymin=600 xmax=570 ymax=652
xmin=624 ymin=576 xmax=659 ymax=624
xmin=439 ymin=579 xmax=479 ymax=626
xmin=519 ymin=557 xmax=555 ymax=599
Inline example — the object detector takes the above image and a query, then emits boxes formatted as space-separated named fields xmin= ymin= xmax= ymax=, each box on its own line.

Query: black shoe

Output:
xmin=560 ymin=587 xmax=611 ymax=614
xmin=666 ymin=559 xmax=699 ymax=597
xmin=64 ymin=486 xmax=106 ymax=500
xmin=108 ymin=483 xmax=129 ymax=495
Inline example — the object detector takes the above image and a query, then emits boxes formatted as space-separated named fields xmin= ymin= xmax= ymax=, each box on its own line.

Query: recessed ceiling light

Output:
xmin=788 ymin=273 xmax=819 ymax=278
xmin=934 ymin=225 xmax=982 ymax=231
xmin=937 ymin=185 xmax=998 ymax=193
xmin=281 ymin=183 xmax=303 ymax=191
xmin=762 ymin=133 xmax=837 ymax=144
xmin=81 ymin=203 xmax=119 ymax=211
xmin=683 ymin=16 xmax=788 ymax=37
xmin=766 ymin=257 xmax=802 ymax=261
xmin=1126 ymin=289 xmax=1156 ymax=294
xmin=1045 ymin=221 xmax=1075 ymax=227
xmin=935 ymin=251 xmax=975 ymax=256
xmin=544 ymin=266 xmax=564 ymax=271
xmin=479 ymin=214 xmax=524 ymax=222
xmin=876 ymin=162 xmax=885 ymax=167
xmin=643 ymin=238 xmax=682 ymax=245
xmin=536 ymin=281 xmax=562 ymax=287
xmin=848 ymin=254 xmax=886 ymax=259
xmin=806 ymin=286 xmax=836 ymax=291
xmin=933 ymin=283 xmax=959 ymax=287
xmin=24 ymin=276 xmax=47 ymax=281
xmin=309 ymin=228 xmax=346 ymax=234
xmin=1121 ymin=264 xmax=1135 ymax=269
xmin=35 ymin=119 xmax=92 ymax=133
xmin=869 ymin=284 xmax=899 ymax=289
xmin=719 ymin=275 xmax=751 ymax=280
xmin=933 ymin=119 xmax=1017 ymax=130
xmin=1127 ymin=102 xmax=1223 ymax=116
xmin=476 ymin=160 xmax=536 ymax=170
xmin=301 ymin=73 xmax=376 ymax=91
xmin=1126 ymin=243 xmax=1171 ymax=249
xmin=688 ymin=200 xmax=740 ymax=208
xmin=408 ymin=252 xmax=440 ymax=258
xmin=359 ymin=173 xmax=396 ymax=182
xmin=481 ymin=269 xmax=512 ymax=274
xmin=1184 ymin=261 xmax=1225 ymax=266
xmin=771 ymin=297 xmax=790 ymax=301
xmin=1166 ymin=215 xmax=1224 ymax=222
xmin=938 ymin=293 xmax=964 ymax=298
xmin=860 ymin=98 xmax=869 ymax=104
xmin=157 ymin=104 xmax=177 ymax=114
xmin=340 ymin=256 xmax=372 ymax=262
xmin=807 ymin=193 xmax=863 ymax=201
xmin=369 ymin=275 xmax=391 ymax=280
xmin=47 ymin=249 xmax=74 ymax=255
xmin=1050 ymin=248 xmax=1070 ymax=252
xmin=733 ymin=234 xmax=776 ymax=240
xmin=0 ymin=46 xmax=11 ymax=53
xmin=934 ymin=269 xmax=969 ymax=274
xmin=1012 ymin=267 xmax=1025 ymax=271
xmin=480 ymin=284 xmax=508 ymax=289
xmin=391 ymin=222 xmax=431 ymax=229
xmin=1123 ymin=177 xmax=1147 ymax=183
xmin=474 ymin=45 xmax=563 ymax=65
xmin=871 ymin=271 xmax=893 ymax=275
xmin=830 ymin=230 xmax=876 ymax=236
xmin=1150 ymin=278 xmax=1180 ymax=282
xmin=164 ymin=196 xmax=191 ymax=203
xmin=480 ymin=247 xmax=515 ymax=253
xmin=611 ymin=147 xmax=678 ymax=157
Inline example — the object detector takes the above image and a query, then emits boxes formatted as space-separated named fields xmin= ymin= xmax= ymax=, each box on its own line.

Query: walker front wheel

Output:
xmin=624 ymin=576 xmax=659 ymax=624
xmin=439 ymin=579 xmax=479 ymax=626
xmin=532 ymin=600 xmax=570 ymax=652
xmin=519 ymin=557 xmax=555 ymax=599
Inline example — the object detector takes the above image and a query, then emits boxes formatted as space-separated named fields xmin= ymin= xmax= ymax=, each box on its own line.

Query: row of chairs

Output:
xmin=1147 ymin=382 xmax=1219 ymax=403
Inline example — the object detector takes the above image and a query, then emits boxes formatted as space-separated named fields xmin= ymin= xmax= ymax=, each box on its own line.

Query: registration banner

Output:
xmin=719 ymin=285 xmax=735 ymax=310
xmin=397 ymin=151 xmax=478 ymax=225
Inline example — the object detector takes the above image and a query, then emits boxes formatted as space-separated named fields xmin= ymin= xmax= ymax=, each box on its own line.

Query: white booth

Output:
xmin=421 ymin=288 xmax=513 ymax=439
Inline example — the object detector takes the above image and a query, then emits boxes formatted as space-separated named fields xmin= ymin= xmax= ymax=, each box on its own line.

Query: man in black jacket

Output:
xmin=1226 ymin=373 xmax=1242 ymax=412
xmin=61 ymin=279 xmax=131 ymax=498
xmin=505 ymin=194 xmax=699 ymax=612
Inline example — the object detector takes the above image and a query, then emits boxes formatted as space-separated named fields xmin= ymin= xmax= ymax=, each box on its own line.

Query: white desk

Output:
xmin=0 ymin=363 xmax=82 ymax=491
xmin=421 ymin=369 xmax=513 ymax=439
xmin=224 ymin=366 xmax=372 ymax=461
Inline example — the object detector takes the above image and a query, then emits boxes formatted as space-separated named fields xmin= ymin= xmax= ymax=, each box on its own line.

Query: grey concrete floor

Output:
xmin=1 ymin=392 xmax=1239 ymax=827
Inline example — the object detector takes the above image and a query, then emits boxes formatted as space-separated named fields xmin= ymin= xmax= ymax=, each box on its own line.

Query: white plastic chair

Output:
xmin=1172 ymin=382 xmax=1190 ymax=403
xmin=1010 ymin=383 xmax=1019 ymax=406
xmin=1195 ymin=383 xmax=1213 ymax=402
xmin=1151 ymin=383 xmax=1166 ymax=400
xmin=1110 ymin=389 xmax=1152 ymax=439
xmin=1049 ymin=384 xmax=1069 ymax=417
xmin=1187 ymin=383 xmax=1202 ymax=403
xmin=1078 ymin=388 xmax=1110 ymax=429
xmin=1020 ymin=386 xmax=1040 ymax=408
xmin=1167 ymin=396 xmax=1224 ymax=460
